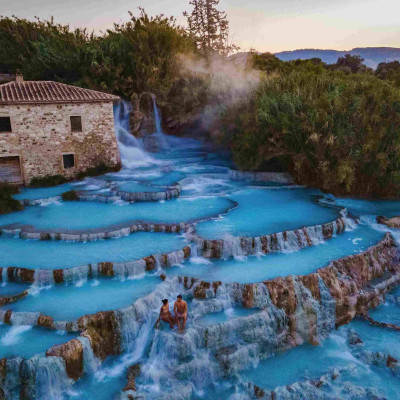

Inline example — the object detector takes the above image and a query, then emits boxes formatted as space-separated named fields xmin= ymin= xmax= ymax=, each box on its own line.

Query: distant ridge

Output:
xmin=275 ymin=47 xmax=400 ymax=69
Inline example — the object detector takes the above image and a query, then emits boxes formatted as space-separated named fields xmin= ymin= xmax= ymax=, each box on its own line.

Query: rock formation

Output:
xmin=377 ymin=215 xmax=400 ymax=228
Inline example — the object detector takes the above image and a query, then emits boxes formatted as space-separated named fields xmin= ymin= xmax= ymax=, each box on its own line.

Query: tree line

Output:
xmin=2 ymin=3 xmax=400 ymax=197
xmin=222 ymin=53 xmax=400 ymax=197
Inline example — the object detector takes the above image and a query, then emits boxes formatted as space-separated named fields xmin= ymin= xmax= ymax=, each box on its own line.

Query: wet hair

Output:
xmin=177 ymin=295 xmax=182 ymax=299
xmin=162 ymin=299 xmax=168 ymax=305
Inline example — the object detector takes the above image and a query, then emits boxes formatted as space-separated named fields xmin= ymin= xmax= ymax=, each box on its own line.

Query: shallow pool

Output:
xmin=324 ymin=195 xmax=400 ymax=218
xmin=168 ymin=224 xmax=383 ymax=283
xmin=196 ymin=188 xmax=340 ymax=238
xmin=240 ymin=323 xmax=400 ymax=399
xmin=240 ymin=330 xmax=354 ymax=390
xmin=0 ymin=323 xmax=76 ymax=359
xmin=348 ymin=319 xmax=400 ymax=360
xmin=0 ymin=232 xmax=187 ymax=269
xmin=0 ymin=196 xmax=235 ymax=231
xmin=2 ymin=275 xmax=160 ymax=321
xmin=369 ymin=301 xmax=400 ymax=326
xmin=13 ymin=183 xmax=73 ymax=200
xmin=0 ymin=282 xmax=32 ymax=296
xmin=116 ymin=181 xmax=168 ymax=193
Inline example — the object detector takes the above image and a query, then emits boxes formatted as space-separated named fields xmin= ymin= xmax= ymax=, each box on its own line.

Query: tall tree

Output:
xmin=335 ymin=54 xmax=367 ymax=73
xmin=184 ymin=0 xmax=237 ymax=56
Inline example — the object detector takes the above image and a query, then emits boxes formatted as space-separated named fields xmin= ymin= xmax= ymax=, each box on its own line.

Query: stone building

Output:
xmin=0 ymin=72 xmax=121 ymax=185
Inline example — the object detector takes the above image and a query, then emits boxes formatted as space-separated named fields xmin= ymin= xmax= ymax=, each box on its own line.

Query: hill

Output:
xmin=275 ymin=47 xmax=400 ymax=69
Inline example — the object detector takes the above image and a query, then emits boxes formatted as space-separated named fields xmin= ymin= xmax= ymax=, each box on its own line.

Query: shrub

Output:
xmin=0 ymin=183 xmax=23 ymax=214
xmin=30 ymin=175 xmax=68 ymax=187
xmin=61 ymin=190 xmax=78 ymax=201
xmin=227 ymin=70 xmax=400 ymax=197
xmin=76 ymin=163 xmax=121 ymax=180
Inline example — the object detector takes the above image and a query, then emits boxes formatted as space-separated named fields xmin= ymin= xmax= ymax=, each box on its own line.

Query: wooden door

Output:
xmin=0 ymin=156 xmax=22 ymax=184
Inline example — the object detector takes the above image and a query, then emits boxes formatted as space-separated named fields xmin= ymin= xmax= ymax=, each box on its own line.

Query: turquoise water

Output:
xmin=116 ymin=181 xmax=168 ymax=193
xmin=13 ymin=181 xmax=107 ymax=201
xmin=0 ymin=282 xmax=31 ymax=296
xmin=323 ymin=195 xmax=400 ymax=218
xmin=2 ymin=275 xmax=160 ymax=321
xmin=241 ymin=323 xmax=400 ymax=399
xmin=169 ymin=224 xmax=382 ymax=283
xmin=348 ymin=319 xmax=400 ymax=359
xmin=0 ymin=323 xmax=76 ymax=359
xmin=13 ymin=183 xmax=73 ymax=200
xmin=147 ymin=171 xmax=188 ymax=186
xmin=369 ymin=301 xmax=400 ymax=326
xmin=65 ymin=367 xmax=126 ymax=400
xmin=0 ymin=232 xmax=186 ymax=269
xmin=0 ymin=196 xmax=234 ymax=231
xmin=2 ymin=112 xmax=400 ymax=399
xmin=196 ymin=188 xmax=340 ymax=238
xmin=240 ymin=330 xmax=355 ymax=389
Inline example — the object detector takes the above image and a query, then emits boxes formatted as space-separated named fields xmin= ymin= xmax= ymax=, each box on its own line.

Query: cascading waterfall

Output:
xmin=152 ymin=97 xmax=162 ymax=135
xmin=78 ymin=337 xmax=102 ymax=374
xmin=3 ymin=102 xmax=399 ymax=400
xmin=31 ymin=356 xmax=72 ymax=400
xmin=151 ymin=97 xmax=170 ymax=151
xmin=114 ymin=100 xmax=154 ymax=167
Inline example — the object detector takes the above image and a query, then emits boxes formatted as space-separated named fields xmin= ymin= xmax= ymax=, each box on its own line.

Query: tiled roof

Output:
xmin=0 ymin=81 xmax=120 ymax=105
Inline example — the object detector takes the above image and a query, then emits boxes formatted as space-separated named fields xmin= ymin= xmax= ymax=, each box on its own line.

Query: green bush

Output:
xmin=0 ymin=10 xmax=196 ymax=101
xmin=227 ymin=69 xmax=400 ymax=197
xmin=30 ymin=175 xmax=68 ymax=187
xmin=61 ymin=190 xmax=78 ymax=201
xmin=0 ymin=183 xmax=23 ymax=214
xmin=76 ymin=163 xmax=121 ymax=180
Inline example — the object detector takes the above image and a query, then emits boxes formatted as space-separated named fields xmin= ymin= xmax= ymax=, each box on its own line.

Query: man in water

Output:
xmin=174 ymin=295 xmax=188 ymax=333
xmin=156 ymin=299 xmax=175 ymax=329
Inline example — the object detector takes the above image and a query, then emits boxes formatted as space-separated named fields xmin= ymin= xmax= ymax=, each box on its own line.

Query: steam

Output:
xmin=178 ymin=53 xmax=260 ymax=135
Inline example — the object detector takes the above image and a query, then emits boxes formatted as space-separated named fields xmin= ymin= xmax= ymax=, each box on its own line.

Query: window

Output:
xmin=0 ymin=117 xmax=12 ymax=132
xmin=63 ymin=154 xmax=75 ymax=169
xmin=70 ymin=116 xmax=82 ymax=132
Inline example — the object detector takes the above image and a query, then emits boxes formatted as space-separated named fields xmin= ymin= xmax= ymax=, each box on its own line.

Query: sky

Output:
xmin=1 ymin=0 xmax=399 ymax=52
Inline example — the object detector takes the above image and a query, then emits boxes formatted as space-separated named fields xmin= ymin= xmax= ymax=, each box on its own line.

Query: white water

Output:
xmin=1 ymin=325 xmax=32 ymax=346
xmin=114 ymin=101 xmax=154 ymax=167
xmin=151 ymin=98 xmax=170 ymax=151
xmin=3 ymin=96 xmax=400 ymax=400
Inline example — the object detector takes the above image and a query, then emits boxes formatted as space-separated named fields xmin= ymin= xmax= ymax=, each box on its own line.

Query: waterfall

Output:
xmin=0 ymin=325 xmax=32 ymax=346
xmin=151 ymin=97 xmax=170 ymax=151
xmin=221 ymin=235 xmax=245 ymax=259
xmin=114 ymin=100 xmax=154 ymax=167
xmin=78 ymin=336 xmax=102 ymax=374
xmin=152 ymin=97 xmax=162 ymax=135
xmin=34 ymin=356 xmax=72 ymax=400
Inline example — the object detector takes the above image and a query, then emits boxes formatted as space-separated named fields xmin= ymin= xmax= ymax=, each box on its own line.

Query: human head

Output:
xmin=162 ymin=299 xmax=168 ymax=305
xmin=177 ymin=295 xmax=182 ymax=300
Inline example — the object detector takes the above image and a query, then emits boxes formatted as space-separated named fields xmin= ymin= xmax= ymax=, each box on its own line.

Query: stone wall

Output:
xmin=0 ymin=102 xmax=120 ymax=184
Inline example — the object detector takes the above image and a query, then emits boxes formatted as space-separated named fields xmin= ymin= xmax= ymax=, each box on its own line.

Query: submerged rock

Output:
xmin=123 ymin=364 xmax=141 ymax=392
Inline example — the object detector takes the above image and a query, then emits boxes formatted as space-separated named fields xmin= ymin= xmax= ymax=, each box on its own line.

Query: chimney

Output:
xmin=15 ymin=69 xmax=24 ymax=83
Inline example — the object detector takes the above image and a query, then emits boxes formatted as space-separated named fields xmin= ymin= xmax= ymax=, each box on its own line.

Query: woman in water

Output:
xmin=157 ymin=299 xmax=176 ymax=329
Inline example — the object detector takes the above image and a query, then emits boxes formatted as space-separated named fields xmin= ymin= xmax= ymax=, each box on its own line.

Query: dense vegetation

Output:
xmin=2 ymin=7 xmax=400 ymax=197
xmin=30 ymin=175 xmax=68 ymax=187
xmin=222 ymin=53 xmax=400 ymax=197
xmin=0 ymin=184 xmax=23 ymax=214
xmin=0 ymin=10 xmax=195 ymax=101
